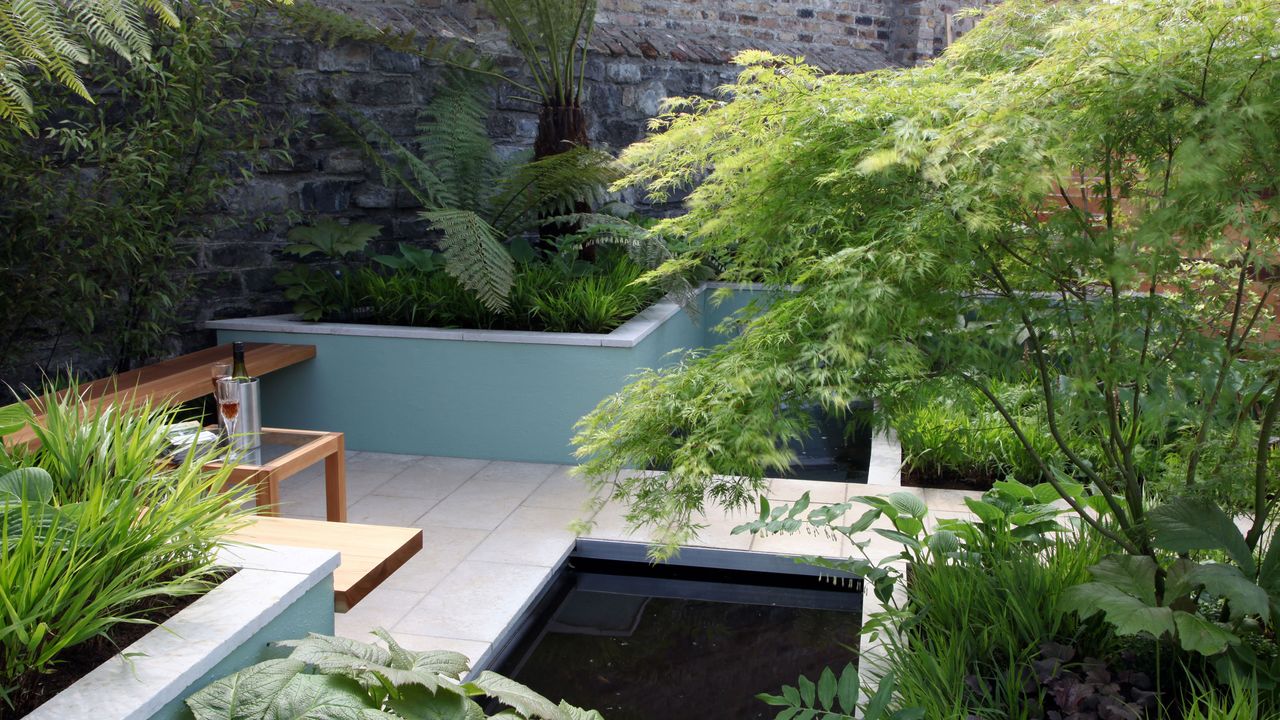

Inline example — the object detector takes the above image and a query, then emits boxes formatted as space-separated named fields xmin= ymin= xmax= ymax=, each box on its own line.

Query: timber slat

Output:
xmin=4 ymin=342 xmax=316 ymax=447
xmin=227 ymin=516 xmax=423 ymax=612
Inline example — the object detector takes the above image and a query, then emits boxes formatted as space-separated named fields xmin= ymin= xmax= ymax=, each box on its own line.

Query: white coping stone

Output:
xmin=26 ymin=543 xmax=340 ymax=720
xmin=203 ymin=283 xmax=784 ymax=350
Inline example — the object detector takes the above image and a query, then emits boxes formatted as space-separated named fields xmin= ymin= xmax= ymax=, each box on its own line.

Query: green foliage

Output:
xmin=279 ymin=229 xmax=663 ymax=333
xmin=0 ymin=381 xmax=247 ymax=712
xmin=326 ymin=74 xmax=646 ymax=311
xmin=0 ymin=0 xmax=291 ymax=130
xmin=574 ymin=0 xmax=1280 ymax=569
xmin=736 ymin=484 xmax=1119 ymax=717
xmin=186 ymin=629 xmax=604 ymax=720
xmin=479 ymin=0 xmax=597 ymax=107
xmin=0 ymin=1 xmax=296 ymax=380
xmin=886 ymin=378 xmax=1065 ymax=485
xmin=1181 ymin=673 xmax=1261 ymax=720
xmin=758 ymin=665 xmax=922 ymax=720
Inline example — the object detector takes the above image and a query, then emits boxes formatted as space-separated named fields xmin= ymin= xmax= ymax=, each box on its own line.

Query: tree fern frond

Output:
xmin=416 ymin=72 xmax=494 ymax=214
xmin=325 ymin=108 xmax=451 ymax=209
xmin=0 ymin=0 xmax=290 ymax=128
xmin=422 ymin=209 xmax=515 ymax=312
xmin=488 ymin=147 xmax=623 ymax=233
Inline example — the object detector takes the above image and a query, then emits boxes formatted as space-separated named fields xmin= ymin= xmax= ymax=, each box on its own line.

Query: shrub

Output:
xmin=0 ymin=1 xmax=295 ymax=381
xmin=186 ymin=630 xmax=604 ymax=719
xmin=0 ymin=385 xmax=247 ymax=714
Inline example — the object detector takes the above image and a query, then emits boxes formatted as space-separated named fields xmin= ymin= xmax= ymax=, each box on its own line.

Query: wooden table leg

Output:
xmin=256 ymin=470 xmax=280 ymax=518
xmin=325 ymin=434 xmax=348 ymax=522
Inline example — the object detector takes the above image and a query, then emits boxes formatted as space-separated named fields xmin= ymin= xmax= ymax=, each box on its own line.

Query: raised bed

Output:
xmin=208 ymin=285 xmax=766 ymax=464
xmin=25 ymin=544 xmax=339 ymax=720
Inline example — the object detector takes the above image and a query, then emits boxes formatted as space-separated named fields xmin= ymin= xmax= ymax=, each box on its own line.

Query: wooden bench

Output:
xmin=4 ymin=342 xmax=316 ymax=447
xmin=228 ymin=516 xmax=423 ymax=612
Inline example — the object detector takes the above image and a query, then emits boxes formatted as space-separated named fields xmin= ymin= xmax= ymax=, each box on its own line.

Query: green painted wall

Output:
xmin=216 ymin=288 xmax=773 ymax=464
xmin=152 ymin=578 xmax=335 ymax=720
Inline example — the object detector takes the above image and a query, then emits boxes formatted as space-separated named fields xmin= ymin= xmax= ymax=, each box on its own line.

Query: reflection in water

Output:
xmin=509 ymin=590 xmax=862 ymax=720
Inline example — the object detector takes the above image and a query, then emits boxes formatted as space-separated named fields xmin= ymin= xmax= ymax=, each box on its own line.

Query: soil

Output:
xmin=900 ymin=464 xmax=1002 ymax=492
xmin=6 ymin=568 xmax=235 ymax=719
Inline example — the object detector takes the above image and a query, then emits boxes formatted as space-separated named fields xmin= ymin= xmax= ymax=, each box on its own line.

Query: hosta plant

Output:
xmin=186 ymin=630 xmax=603 ymax=720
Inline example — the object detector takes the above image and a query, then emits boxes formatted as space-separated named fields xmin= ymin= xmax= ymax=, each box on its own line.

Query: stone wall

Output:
xmin=4 ymin=0 xmax=1000 ymax=388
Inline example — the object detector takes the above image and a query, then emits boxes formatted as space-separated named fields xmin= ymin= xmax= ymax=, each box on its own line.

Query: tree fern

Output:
xmin=422 ymin=209 xmax=514 ymax=312
xmin=487 ymin=147 xmax=623 ymax=233
xmin=0 ymin=0 xmax=287 ymax=132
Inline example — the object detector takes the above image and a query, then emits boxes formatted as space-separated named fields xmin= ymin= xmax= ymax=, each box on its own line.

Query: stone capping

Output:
xmin=204 ymin=283 xmax=779 ymax=349
xmin=26 ymin=544 xmax=340 ymax=720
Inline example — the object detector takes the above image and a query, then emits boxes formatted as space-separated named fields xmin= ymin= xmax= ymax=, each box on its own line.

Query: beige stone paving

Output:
xmin=273 ymin=437 xmax=978 ymax=670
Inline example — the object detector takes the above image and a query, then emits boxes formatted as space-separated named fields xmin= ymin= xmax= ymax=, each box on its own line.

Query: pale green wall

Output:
xmin=216 ymin=289 xmax=772 ymax=464
xmin=153 ymin=577 xmax=335 ymax=720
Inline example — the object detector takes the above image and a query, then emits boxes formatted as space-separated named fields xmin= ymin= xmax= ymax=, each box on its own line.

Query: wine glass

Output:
xmin=211 ymin=362 xmax=231 ymax=394
xmin=216 ymin=377 xmax=242 ymax=443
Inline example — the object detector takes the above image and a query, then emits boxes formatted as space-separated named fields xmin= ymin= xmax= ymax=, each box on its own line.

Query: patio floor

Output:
xmin=274 ymin=444 xmax=979 ymax=666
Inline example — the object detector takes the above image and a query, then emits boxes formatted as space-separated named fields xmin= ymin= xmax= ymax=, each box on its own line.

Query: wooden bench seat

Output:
xmin=4 ymin=342 xmax=315 ymax=447
xmin=228 ymin=516 xmax=423 ymax=612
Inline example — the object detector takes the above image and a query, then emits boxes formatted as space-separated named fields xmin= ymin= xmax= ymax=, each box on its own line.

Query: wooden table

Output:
xmin=4 ymin=342 xmax=316 ymax=448
xmin=212 ymin=428 xmax=348 ymax=523
xmin=228 ymin=516 xmax=424 ymax=612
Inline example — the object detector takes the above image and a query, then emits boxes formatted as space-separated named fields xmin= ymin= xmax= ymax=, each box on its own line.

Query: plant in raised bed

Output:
xmin=573 ymin=0 xmax=1279 ymax=576
xmin=0 ymin=383 xmax=248 ymax=716
xmin=185 ymin=630 xmax=604 ymax=720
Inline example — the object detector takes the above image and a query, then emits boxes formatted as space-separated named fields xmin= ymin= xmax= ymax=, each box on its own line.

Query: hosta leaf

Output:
xmin=0 ymin=404 xmax=27 ymax=437
xmin=887 ymin=491 xmax=927 ymax=519
xmin=1148 ymin=497 xmax=1255 ymax=575
xmin=1172 ymin=612 xmax=1239 ymax=656
xmin=963 ymin=498 xmax=1004 ymax=525
xmin=1059 ymin=582 xmax=1176 ymax=640
xmin=465 ymin=671 xmax=562 ymax=719
xmin=0 ymin=467 xmax=53 ymax=504
xmin=1087 ymin=555 xmax=1158 ymax=605
xmin=1184 ymin=563 xmax=1271 ymax=621
xmin=926 ymin=529 xmax=959 ymax=555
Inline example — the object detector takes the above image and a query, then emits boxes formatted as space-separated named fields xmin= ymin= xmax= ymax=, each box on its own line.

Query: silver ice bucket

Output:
xmin=226 ymin=377 xmax=262 ymax=452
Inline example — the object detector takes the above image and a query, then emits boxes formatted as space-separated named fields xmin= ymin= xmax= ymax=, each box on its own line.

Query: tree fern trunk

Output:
xmin=535 ymin=103 xmax=596 ymax=260
xmin=533 ymin=103 xmax=589 ymax=159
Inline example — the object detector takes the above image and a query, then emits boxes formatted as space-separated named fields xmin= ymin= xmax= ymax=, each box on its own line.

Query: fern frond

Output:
xmin=422 ymin=209 xmax=515 ymax=312
xmin=325 ymin=108 xmax=450 ymax=209
xmin=488 ymin=147 xmax=623 ymax=233
xmin=0 ymin=0 xmax=289 ymax=128
xmin=416 ymin=72 xmax=495 ymax=214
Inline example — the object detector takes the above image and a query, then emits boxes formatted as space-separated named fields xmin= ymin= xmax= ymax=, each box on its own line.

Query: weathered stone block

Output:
xmin=298 ymin=179 xmax=356 ymax=213
xmin=606 ymin=63 xmax=643 ymax=83
xmin=353 ymin=185 xmax=396 ymax=209
xmin=317 ymin=43 xmax=372 ymax=72
xmin=324 ymin=148 xmax=367 ymax=174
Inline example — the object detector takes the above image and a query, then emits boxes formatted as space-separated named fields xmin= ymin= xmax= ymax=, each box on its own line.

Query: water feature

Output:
xmin=480 ymin=541 xmax=862 ymax=720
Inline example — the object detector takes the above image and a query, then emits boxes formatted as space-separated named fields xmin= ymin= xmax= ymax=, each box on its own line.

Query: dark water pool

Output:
xmin=480 ymin=542 xmax=863 ymax=720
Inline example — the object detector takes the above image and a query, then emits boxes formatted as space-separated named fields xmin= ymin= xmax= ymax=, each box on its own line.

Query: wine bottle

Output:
xmin=231 ymin=341 xmax=249 ymax=379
